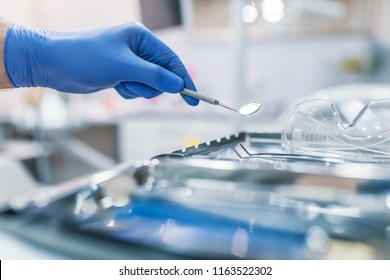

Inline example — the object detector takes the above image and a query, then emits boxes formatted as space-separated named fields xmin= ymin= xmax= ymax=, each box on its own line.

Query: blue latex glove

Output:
xmin=3 ymin=22 xmax=198 ymax=106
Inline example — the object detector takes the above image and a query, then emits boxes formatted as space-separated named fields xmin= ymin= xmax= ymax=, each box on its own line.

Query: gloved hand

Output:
xmin=3 ymin=22 xmax=198 ymax=106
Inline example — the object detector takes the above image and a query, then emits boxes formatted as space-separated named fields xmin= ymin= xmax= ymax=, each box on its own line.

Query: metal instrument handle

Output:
xmin=180 ymin=88 xmax=219 ymax=105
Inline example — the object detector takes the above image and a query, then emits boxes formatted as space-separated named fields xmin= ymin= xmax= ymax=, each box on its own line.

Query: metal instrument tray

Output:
xmin=4 ymin=132 xmax=390 ymax=259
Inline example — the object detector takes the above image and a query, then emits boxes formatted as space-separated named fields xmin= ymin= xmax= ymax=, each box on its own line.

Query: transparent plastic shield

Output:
xmin=282 ymin=98 xmax=390 ymax=161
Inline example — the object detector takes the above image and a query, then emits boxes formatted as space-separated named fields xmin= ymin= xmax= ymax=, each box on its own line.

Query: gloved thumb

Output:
xmin=124 ymin=57 xmax=184 ymax=93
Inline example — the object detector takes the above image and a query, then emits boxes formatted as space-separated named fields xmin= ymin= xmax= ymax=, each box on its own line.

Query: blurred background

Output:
xmin=1 ymin=0 xmax=390 ymax=185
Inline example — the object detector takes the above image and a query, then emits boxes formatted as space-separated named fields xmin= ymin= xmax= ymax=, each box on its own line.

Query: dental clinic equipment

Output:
xmin=180 ymin=88 xmax=261 ymax=116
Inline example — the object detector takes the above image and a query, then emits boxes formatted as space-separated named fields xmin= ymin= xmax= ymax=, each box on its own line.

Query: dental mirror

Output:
xmin=238 ymin=102 xmax=262 ymax=116
xmin=180 ymin=88 xmax=262 ymax=116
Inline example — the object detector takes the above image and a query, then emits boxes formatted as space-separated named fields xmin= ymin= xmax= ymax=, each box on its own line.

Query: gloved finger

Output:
xmin=124 ymin=56 xmax=184 ymax=94
xmin=127 ymin=25 xmax=198 ymax=105
xmin=123 ymin=82 xmax=164 ymax=99
xmin=115 ymin=83 xmax=139 ymax=99
xmin=134 ymin=28 xmax=188 ymax=78
xmin=124 ymin=57 xmax=198 ymax=106
xmin=143 ymin=44 xmax=199 ymax=106
xmin=181 ymin=73 xmax=199 ymax=106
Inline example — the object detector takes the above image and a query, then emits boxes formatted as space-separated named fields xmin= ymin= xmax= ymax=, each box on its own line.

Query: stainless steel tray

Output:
xmin=5 ymin=132 xmax=390 ymax=259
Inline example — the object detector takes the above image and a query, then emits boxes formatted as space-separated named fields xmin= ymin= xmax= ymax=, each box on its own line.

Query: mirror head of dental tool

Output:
xmin=238 ymin=102 xmax=262 ymax=116
xmin=180 ymin=88 xmax=261 ymax=116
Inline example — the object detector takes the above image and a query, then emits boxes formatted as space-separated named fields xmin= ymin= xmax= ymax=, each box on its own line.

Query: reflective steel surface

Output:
xmin=5 ymin=133 xmax=390 ymax=259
